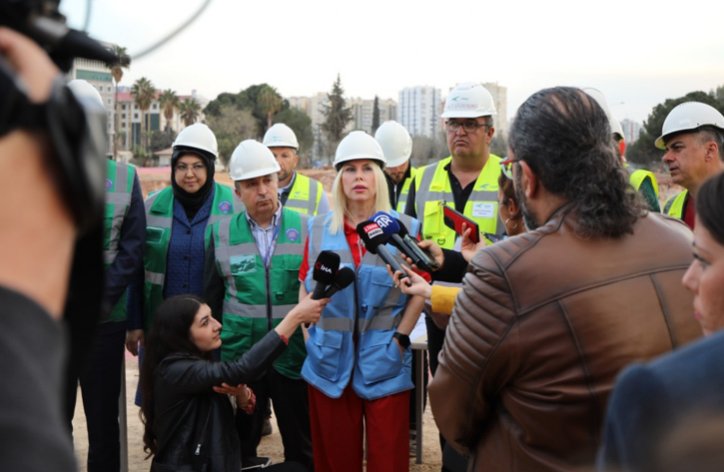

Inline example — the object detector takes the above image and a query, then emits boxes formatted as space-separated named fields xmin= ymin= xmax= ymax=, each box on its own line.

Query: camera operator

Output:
xmin=0 ymin=26 xmax=79 ymax=471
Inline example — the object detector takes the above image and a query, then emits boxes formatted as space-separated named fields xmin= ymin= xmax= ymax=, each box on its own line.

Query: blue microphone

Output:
xmin=371 ymin=211 xmax=436 ymax=272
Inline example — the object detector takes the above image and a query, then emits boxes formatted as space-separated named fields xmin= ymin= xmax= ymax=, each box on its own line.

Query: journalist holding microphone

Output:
xmin=298 ymin=131 xmax=426 ymax=472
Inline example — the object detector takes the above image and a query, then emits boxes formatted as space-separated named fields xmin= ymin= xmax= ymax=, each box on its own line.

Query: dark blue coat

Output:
xmin=597 ymin=330 xmax=724 ymax=471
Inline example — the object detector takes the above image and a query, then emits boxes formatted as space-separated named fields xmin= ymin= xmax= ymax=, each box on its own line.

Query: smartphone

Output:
xmin=443 ymin=206 xmax=480 ymax=244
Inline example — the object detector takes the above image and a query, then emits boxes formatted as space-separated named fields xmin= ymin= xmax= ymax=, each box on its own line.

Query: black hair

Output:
xmin=696 ymin=172 xmax=724 ymax=245
xmin=508 ymin=86 xmax=644 ymax=238
xmin=140 ymin=294 xmax=207 ymax=457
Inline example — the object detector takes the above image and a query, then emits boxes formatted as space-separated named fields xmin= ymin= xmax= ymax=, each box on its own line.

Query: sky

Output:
xmin=59 ymin=0 xmax=724 ymax=124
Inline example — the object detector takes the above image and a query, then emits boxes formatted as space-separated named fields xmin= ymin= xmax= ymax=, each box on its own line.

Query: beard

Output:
xmin=513 ymin=166 xmax=539 ymax=231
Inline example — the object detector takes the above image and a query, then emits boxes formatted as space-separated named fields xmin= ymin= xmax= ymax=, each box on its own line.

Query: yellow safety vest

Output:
xmin=395 ymin=167 xmax=418 ymax=213
xmin=284 ymin=173 xmax=324 ymax=216
xmin=664 ymin=190 xmax=688 ymax=219
xmin=412 ymin=155 xmax=504 ymax=248
xmin=629 ymin=169 xmax=659 ymax=197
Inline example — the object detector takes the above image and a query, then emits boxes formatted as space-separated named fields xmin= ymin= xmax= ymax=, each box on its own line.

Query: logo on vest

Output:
xmin=286 ymin=228 xmax=299 ymax=242
xmin=218 ymin=201 xmax=232 ymax=214
xmin=105 ymin=178 xmax=113 ymax=190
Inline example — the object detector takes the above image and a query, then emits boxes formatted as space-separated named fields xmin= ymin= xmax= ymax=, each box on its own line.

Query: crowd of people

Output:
xmin=3 ymin=17 xmax=724 ymax=472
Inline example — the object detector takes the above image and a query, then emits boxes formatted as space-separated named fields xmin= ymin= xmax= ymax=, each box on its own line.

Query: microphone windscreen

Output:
xmin=371 ymin=211 xmax=401 ymax=235
xmin=355 ymin=220 xmax=387 ymax=253
xmin=312 ymin=250 xmax=340 ymax=285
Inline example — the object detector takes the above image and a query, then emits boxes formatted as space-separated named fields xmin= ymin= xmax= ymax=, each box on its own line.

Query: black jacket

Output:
xmin=151 ymin=330 xmax=286 ymax=472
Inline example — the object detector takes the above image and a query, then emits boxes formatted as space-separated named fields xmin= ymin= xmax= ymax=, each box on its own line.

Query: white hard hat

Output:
xmin=229 ymin=139 xmax=281 ymax=181
xmin=333 ymin=131 xmax=386 ymax=170
xmin=655 ymin=102 xmax=724 ymax=150
xmin=173 ymin=123 xmax=218 ymax=159
xmin=441 ymin=82 xmax=497 ymax=119
xmin=374 ymin=121 xmax=412 ymax=167
xmin=583 ymin=87 xmax=625 ymax=138
xmin=68 ymin=79 xmax=105 ymax=111
xmin=263 ymin=123 xmax=299 ymax=150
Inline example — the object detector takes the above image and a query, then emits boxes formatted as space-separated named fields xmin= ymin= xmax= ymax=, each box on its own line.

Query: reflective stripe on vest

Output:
xmin=104 ymin=160 xmax=135 ymax=322
xmin=395 ymin=167 xmax=418 ymax=213
xmin=664 ymin=190 xmax=688 ymax=219
xmin=284 ymin=173 xmax=323 ymax=216
xmin=141 ymin=183 xmax=241 ymax=329
xmin=413 ymin=155 xmax=504 ymax=248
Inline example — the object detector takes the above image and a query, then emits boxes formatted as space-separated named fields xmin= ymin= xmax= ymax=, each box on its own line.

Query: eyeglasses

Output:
xmin=175 ymin=163 xmax=207 ymax=174
xmin=444 ymin=120 xmax=490 ymax=133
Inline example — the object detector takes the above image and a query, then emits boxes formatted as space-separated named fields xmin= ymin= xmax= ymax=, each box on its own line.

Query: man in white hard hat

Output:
xmin=657 ymin=101 xmax=724 ymax=229
xmin=204 ymin=140 xmax=313 ymax=470
xmin=64 ymin=79 xmax=146 ymax=472
xmin=375 ymin=120 xmax=418 ymax=212
xmin=584 ymin=88 xmax=661 ymax=212
xmin=263 ymin=123 xmax=329 ymax=216
xmin=404 ymin=82 xmax=506 ymax=471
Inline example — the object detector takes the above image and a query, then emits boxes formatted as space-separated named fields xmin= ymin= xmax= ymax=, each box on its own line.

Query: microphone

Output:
xmin=371 ymin=212 xmax=438 ymax=272
xmin=322 ymin=267 xmax=355 ymax=298
xmin=355 ymin=220 xmax=407 ymax=280
xmin=393 ymin=216 xmax=441 ymax=271
xmin=311 ymin=250 xmax=340 ymax=300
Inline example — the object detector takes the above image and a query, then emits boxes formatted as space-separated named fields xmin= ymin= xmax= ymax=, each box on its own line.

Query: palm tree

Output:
xmin=131 ymin=77 xmax=156 ymax=156
xmin=179 ymin=98 xmax=201 ymax=127
xmin=158 ymin=89 xmax=179 ymax=131
xmin=258 ymin=85 xmax=283 ymax=129
xmin=110 ymin=45 xmax=129 ymax=158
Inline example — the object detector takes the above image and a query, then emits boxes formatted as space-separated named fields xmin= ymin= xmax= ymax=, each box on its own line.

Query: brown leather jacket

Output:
xmin=429 ymin=207 xmax=701 ymax=472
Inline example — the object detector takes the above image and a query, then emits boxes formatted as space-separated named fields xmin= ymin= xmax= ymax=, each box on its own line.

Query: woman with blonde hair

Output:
xmin=298 ymin=131 xmax=426 ymax=472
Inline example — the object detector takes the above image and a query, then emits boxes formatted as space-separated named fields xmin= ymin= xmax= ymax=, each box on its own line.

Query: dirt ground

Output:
xmin=71 ymin=352 xmax=443 ymax=471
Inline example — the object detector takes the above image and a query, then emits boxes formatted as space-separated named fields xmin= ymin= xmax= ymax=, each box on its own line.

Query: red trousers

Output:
xmin=308 ymin=384 xmax=410 ymax=472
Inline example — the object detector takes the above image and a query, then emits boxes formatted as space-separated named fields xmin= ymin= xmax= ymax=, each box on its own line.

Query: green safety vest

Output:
xmin=663 ymin=190 xmax=688 ymax=219
xmin=395 ymin=167 xmax=419 ymax=213
xmin=212 ymin=208 xmax=308 ymax=379
xmin=142 ymin=183 xmax=242 ymax=330
xmin=413 ymin=155 xmax=504 ymax=248
xmin=284 ymin=173 xmax=324 ymax=216
xmin=104 ymin=160 xmax=136 ymax=323
xmin=629 ymin=169 xmax=660 ymax=197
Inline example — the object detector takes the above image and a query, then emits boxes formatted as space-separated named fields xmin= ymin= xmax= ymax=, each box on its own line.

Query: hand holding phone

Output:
xmin=443 ymin=206 xmax=480 ymax=244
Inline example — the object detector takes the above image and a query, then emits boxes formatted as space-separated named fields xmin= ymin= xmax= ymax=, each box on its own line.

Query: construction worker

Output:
xmin=204 ymin=140 xmax=312 ymax=470
xmin=658 ymin=101 xmax=724 ymax=229
xmin=263 ymin=123 xmax=329 ymax=216
xmin=64 ymin=79 xmax=146 ymax=472
xmin=126 ymin=123 xmax=242 ymax=353
xmin=584 ymin=88 xmax=660 ymax=211
xmin=404 ymin=82 xmax=505 ymax=471
xmin=376 ymin=120 xmax=418 ymax=211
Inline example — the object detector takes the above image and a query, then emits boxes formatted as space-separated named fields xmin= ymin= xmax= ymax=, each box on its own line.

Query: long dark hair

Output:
xmin=508 ymin=86 xmax=644 ymax=238
xmin=140 ymin=294 xmax=209 ymax=457
xmin=697 ymin=172 xmax=724 ymax=245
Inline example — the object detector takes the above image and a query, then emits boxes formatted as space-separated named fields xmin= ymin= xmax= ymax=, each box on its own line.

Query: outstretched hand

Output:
xmin=461 ymin=224 xmax=485 ymax=262
xmin=386 ymin=264 xmax=432 ymax=299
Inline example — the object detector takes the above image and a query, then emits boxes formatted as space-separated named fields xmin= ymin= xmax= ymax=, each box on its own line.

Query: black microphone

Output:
xmin=322 ymin=267 xmax=355 ymax=298
xmin=393 ymin=216 xmax=441 ymax=271
xmin=355 ymin=220 xmax=408 ymax=280
xmin=371 ymin=211 xmax=437 ymax=272
xmin=311 ymin=250 xmax=340 ymax=300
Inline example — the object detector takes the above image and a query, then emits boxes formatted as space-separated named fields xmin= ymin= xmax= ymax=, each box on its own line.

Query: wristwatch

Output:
xmin=393 ymin=332 xmax=411 ymax=349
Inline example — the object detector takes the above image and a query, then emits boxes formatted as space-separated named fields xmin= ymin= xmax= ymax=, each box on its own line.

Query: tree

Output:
xmin=150 ymin=128 xmax=176 ymax=152
xmin=131 ymin=77 xmax=156 ymax=156
xmin=110 ymin=45 xmax=129 ymax=158
xmin=371 ymin=95 xmax=380 ymax=134
xmin=158 ymin=89 xmax=179 ymax=131
xmin=179 ymin=98 xmax=201 ymax=126
xmin=258 ymin=85 xmax=283 ymax=130
xmin=205 ymin=104 xmax=258 ymax=166
xmin=627 ymin=90 xmax=724 ymax=166
xmin=321 ymin=74 xmax=353 ymax=162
